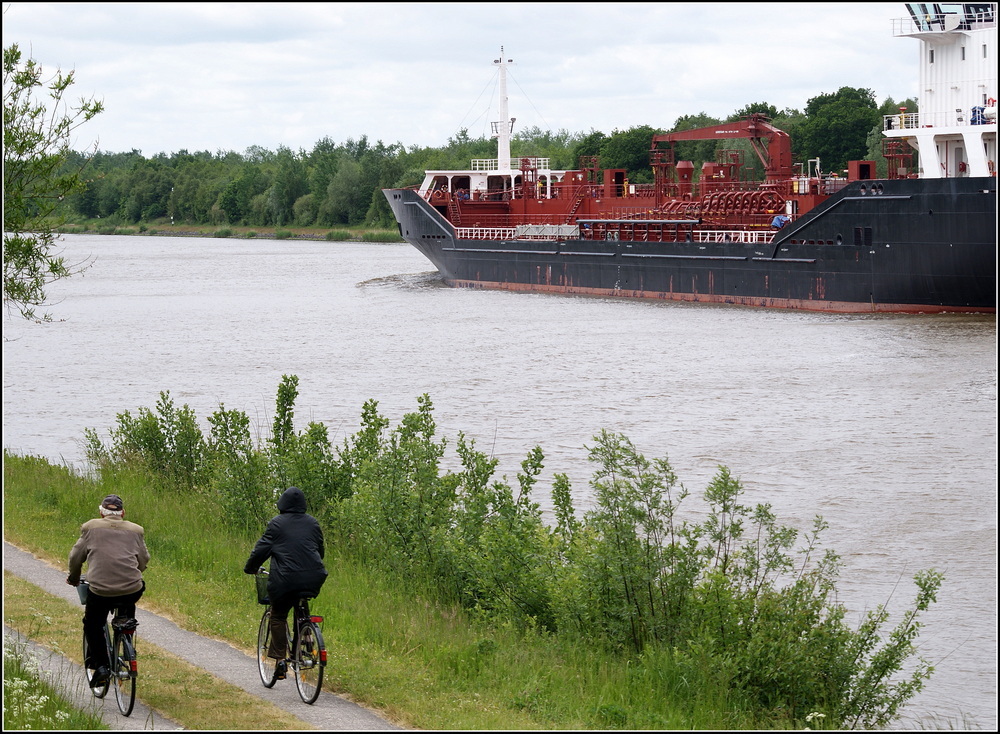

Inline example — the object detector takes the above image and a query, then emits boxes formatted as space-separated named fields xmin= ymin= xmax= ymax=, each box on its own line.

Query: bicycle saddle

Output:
xmin=112 ymin=616 xmax=139 ymax=631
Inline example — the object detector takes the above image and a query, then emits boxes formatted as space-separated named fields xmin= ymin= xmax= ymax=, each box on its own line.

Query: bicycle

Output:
xmin=77 ymin=577 xmax=138 ymax=716
xmin=254 ymin=569 xmax=326 ymax=704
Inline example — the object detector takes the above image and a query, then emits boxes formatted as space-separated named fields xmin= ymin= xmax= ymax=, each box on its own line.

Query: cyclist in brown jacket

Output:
xmin=67 ymin=494 xmax=149 ymax=687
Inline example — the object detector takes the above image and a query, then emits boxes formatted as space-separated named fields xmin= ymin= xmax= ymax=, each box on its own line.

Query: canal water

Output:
xmin=3 ymin=234 xmax=995 ymax=729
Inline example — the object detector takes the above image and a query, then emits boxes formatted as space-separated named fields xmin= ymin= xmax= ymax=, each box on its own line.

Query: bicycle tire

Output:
xmin=257 ymin=608 xmax=279 ymax=687
xmin=293 ymin=619 xmax=325 ymax=704
xmin=112 ymin=632 xmax=136 ymax=716
xmin=82 ymin=627 xmax=110 ymax=698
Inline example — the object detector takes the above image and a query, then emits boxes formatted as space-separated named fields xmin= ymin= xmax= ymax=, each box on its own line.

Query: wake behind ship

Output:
xmin=384 ymin=5 xmax=997 ymax=314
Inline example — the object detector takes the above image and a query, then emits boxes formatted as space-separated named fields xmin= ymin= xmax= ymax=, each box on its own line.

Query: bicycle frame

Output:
xmin=79 ymin=579 xmax=137 ymax=717
xmin=254 ymin=570 xmax=326 ymax=704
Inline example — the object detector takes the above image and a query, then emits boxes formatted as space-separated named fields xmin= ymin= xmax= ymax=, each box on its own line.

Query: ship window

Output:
xmin=929 ymin=48 xmax=935 ymax=63
xmin=961 ymin=46 xmax=966 ymax=60
xmin=984 ymin=44 xmax=988 ymax=58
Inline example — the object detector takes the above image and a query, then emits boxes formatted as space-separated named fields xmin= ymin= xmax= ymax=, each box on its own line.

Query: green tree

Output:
xmin=802 ymin=87 xmax=880 ymax=173
xmin=599 ymin=125 xmax=663 ymax=183
xmin=267 ymin=146 xmax=309 ymax=226
xmin=3 ymin=43 xmax=103 ymax=320
xmin=570 ymin=129 xmax=608 ymax=165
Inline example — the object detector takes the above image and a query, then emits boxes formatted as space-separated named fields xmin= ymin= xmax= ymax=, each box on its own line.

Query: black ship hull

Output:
xmin=385 ymin=177 xmax=996 ymax=313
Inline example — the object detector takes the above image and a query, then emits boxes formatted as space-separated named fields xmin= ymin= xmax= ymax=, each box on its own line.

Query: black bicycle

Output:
xmin=255 ymin=569 xmax=326 ymax=704
xmin=78 ymin=578 xmax=138 ymax=716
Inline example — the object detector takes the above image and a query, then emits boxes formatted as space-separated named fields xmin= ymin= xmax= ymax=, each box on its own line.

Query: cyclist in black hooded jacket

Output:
xmin=244 ymin=486 xmax=327 ymax=679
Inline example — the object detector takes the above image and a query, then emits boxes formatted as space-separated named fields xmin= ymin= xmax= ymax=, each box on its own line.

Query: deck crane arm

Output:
xmin=650 ymin=113 xmax=793 ymax=181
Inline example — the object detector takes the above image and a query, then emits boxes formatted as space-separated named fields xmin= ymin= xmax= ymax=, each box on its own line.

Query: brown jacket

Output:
xmin=68 ymin=515 xmax=149 ymax=596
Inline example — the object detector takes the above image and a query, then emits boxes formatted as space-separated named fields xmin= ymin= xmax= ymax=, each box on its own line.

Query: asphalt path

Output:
xmin=3 ymin=540 xmax=403 ymax=730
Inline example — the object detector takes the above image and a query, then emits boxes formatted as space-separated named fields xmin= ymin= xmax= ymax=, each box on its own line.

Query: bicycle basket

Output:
xmin=255 ymin=573 xmax=269 ymax=605
xmin=77 ymin=578 xmax=90 ymax=605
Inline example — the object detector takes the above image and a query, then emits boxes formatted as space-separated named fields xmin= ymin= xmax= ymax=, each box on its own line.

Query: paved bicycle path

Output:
xmin=4 ymin=623 xmax=184 ymax=730
xmin=3 ymin=540 xmax=403 ymax=731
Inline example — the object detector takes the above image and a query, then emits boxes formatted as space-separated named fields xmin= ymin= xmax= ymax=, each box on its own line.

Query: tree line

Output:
xmin=61 ymin=87 xmax=916 ymax=230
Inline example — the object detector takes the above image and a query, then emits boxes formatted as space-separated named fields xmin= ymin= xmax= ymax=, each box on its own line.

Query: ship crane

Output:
xmin=650 ymin=113 xmax=794 ymax=183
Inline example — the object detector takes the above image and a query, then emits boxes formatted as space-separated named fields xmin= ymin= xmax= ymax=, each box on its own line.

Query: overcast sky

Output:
xmin=4 ymin=2 xmax=920 ymax=157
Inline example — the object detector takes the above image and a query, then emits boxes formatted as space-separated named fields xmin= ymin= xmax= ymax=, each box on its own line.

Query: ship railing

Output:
xmin=454 ymin=225 xmax=581 ymax=241
xmin=884 ymin=103 xmax=997 ymax=131
xmin=470 ymin=157 xmax=552 ymax=171
xmin=822 ymin=178 xmax=850 ymax=195
xmin=455 ymin=226 xmax=519 ymax=240
xmin=470 ymin=159 xmax=501 ymax=171
xmin=454 ymin=225 xmax=777 ymax=244
xmin=892 ymin=8 xmax=995 ymax=36
xmin=693 ymin=230 xmax=775 ymax=244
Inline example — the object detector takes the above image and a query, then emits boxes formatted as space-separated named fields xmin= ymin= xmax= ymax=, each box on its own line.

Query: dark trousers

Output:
xmin=267 ymin=593 xmax=297 ymax=659
xmin=83 ymin=583 xmax=145 ymax=669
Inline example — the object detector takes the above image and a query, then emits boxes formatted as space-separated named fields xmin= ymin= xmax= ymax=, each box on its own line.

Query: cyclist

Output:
xmin=66 ymin=494 xmax=149 ymax=687
xmin=244 ymin=486 xmax=327 ymax=681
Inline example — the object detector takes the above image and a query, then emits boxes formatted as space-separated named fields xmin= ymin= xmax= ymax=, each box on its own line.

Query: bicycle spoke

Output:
xmin=82 ymin=629 xmax=109 ymax=698
xmin=112 ymin=633 xmax=136 ymax=716
xmin=294 ymin=620 xmax=324 ymax=704
xmin=257 ymin=609 xmax=280 ymax=688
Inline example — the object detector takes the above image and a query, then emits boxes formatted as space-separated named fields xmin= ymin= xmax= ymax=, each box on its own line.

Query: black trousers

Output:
xmin=83 ymin=582 xmax=145 ymax=669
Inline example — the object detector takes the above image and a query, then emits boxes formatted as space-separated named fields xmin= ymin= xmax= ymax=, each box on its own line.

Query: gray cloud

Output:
xmin=3 ymin=2 xmax=916 ymax=156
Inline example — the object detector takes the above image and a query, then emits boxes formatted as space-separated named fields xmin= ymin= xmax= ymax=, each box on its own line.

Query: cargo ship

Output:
xmin=384 ymin=4 xmax=997 ymax=313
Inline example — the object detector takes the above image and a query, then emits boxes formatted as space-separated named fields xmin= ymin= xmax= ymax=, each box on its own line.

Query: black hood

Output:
xmin=277 ymin=486 xmax=307 ymax=514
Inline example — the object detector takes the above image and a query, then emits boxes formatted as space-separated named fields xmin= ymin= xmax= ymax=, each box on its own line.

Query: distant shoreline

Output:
xmin=55 ymin=222 xmax=403 ymax=243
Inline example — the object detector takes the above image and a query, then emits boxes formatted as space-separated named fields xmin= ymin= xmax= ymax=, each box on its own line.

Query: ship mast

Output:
xmin=493 ymin=48 xmax=515 ymax=172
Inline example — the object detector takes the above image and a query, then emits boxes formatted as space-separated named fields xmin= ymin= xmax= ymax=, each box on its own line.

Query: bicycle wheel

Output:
xmin=257 ymin=608 xmax=279 ymax=687
xmin=82 ymin=627 xmax=109 ymax=698
xmin=112 ymin=632 xmax=136 ymax=716
xmin=293 ymin=619 xmax=325 ymax=704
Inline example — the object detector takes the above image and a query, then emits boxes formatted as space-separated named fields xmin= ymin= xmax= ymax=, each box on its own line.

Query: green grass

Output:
xmin=3 ymin=572 xmax=315 ymax=729
xmin=3 ymin=633 xmax=109 ymax=730
xmin=3 ymin=452 xmax=788 ymax=730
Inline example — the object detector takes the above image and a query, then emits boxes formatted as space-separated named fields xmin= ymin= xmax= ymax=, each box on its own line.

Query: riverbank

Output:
xmin=55 ymin=219 xmax=404 ymax=242
xmin=3 ymin=453 xmax=755 ymax=730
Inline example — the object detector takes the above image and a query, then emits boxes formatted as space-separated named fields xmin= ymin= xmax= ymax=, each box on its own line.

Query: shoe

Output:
xmin=273 ymin=659 xmax=287 ymax=682
xmin=91 ymin=665 xmax=110 ymax=687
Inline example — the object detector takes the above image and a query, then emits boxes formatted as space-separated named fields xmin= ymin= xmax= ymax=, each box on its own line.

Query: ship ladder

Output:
xmin=566 ymin=186 xmax=589 ymax=221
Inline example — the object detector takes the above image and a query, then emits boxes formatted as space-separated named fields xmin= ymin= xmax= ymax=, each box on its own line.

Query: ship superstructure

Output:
xmin=883 ymin=3 xmax=997 ymax=178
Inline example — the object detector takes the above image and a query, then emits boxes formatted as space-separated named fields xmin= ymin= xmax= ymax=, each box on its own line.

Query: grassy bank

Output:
xmin=54 ymin=217 xmax=404 ymax=243
xmin=3 ymin=453 xmax=766 ymax=730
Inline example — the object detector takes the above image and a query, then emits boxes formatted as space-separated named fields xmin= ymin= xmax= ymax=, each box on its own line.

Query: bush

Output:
xmin=81 ymin=379 xmax=942 ymax=728
xmin=213 ymin=228 xmax=233 ymax=238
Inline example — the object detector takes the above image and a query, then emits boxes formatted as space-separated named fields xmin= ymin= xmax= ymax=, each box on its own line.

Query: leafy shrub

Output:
xmin=213 ymin=227 xmax=233 ymax=238
xmin=325 ymin=229 xmax=352 ymax=241
xmin=82 ymin=378 xmax=942 ymax=728
xmin=85 ymin=390 xmax=207 ymax=489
